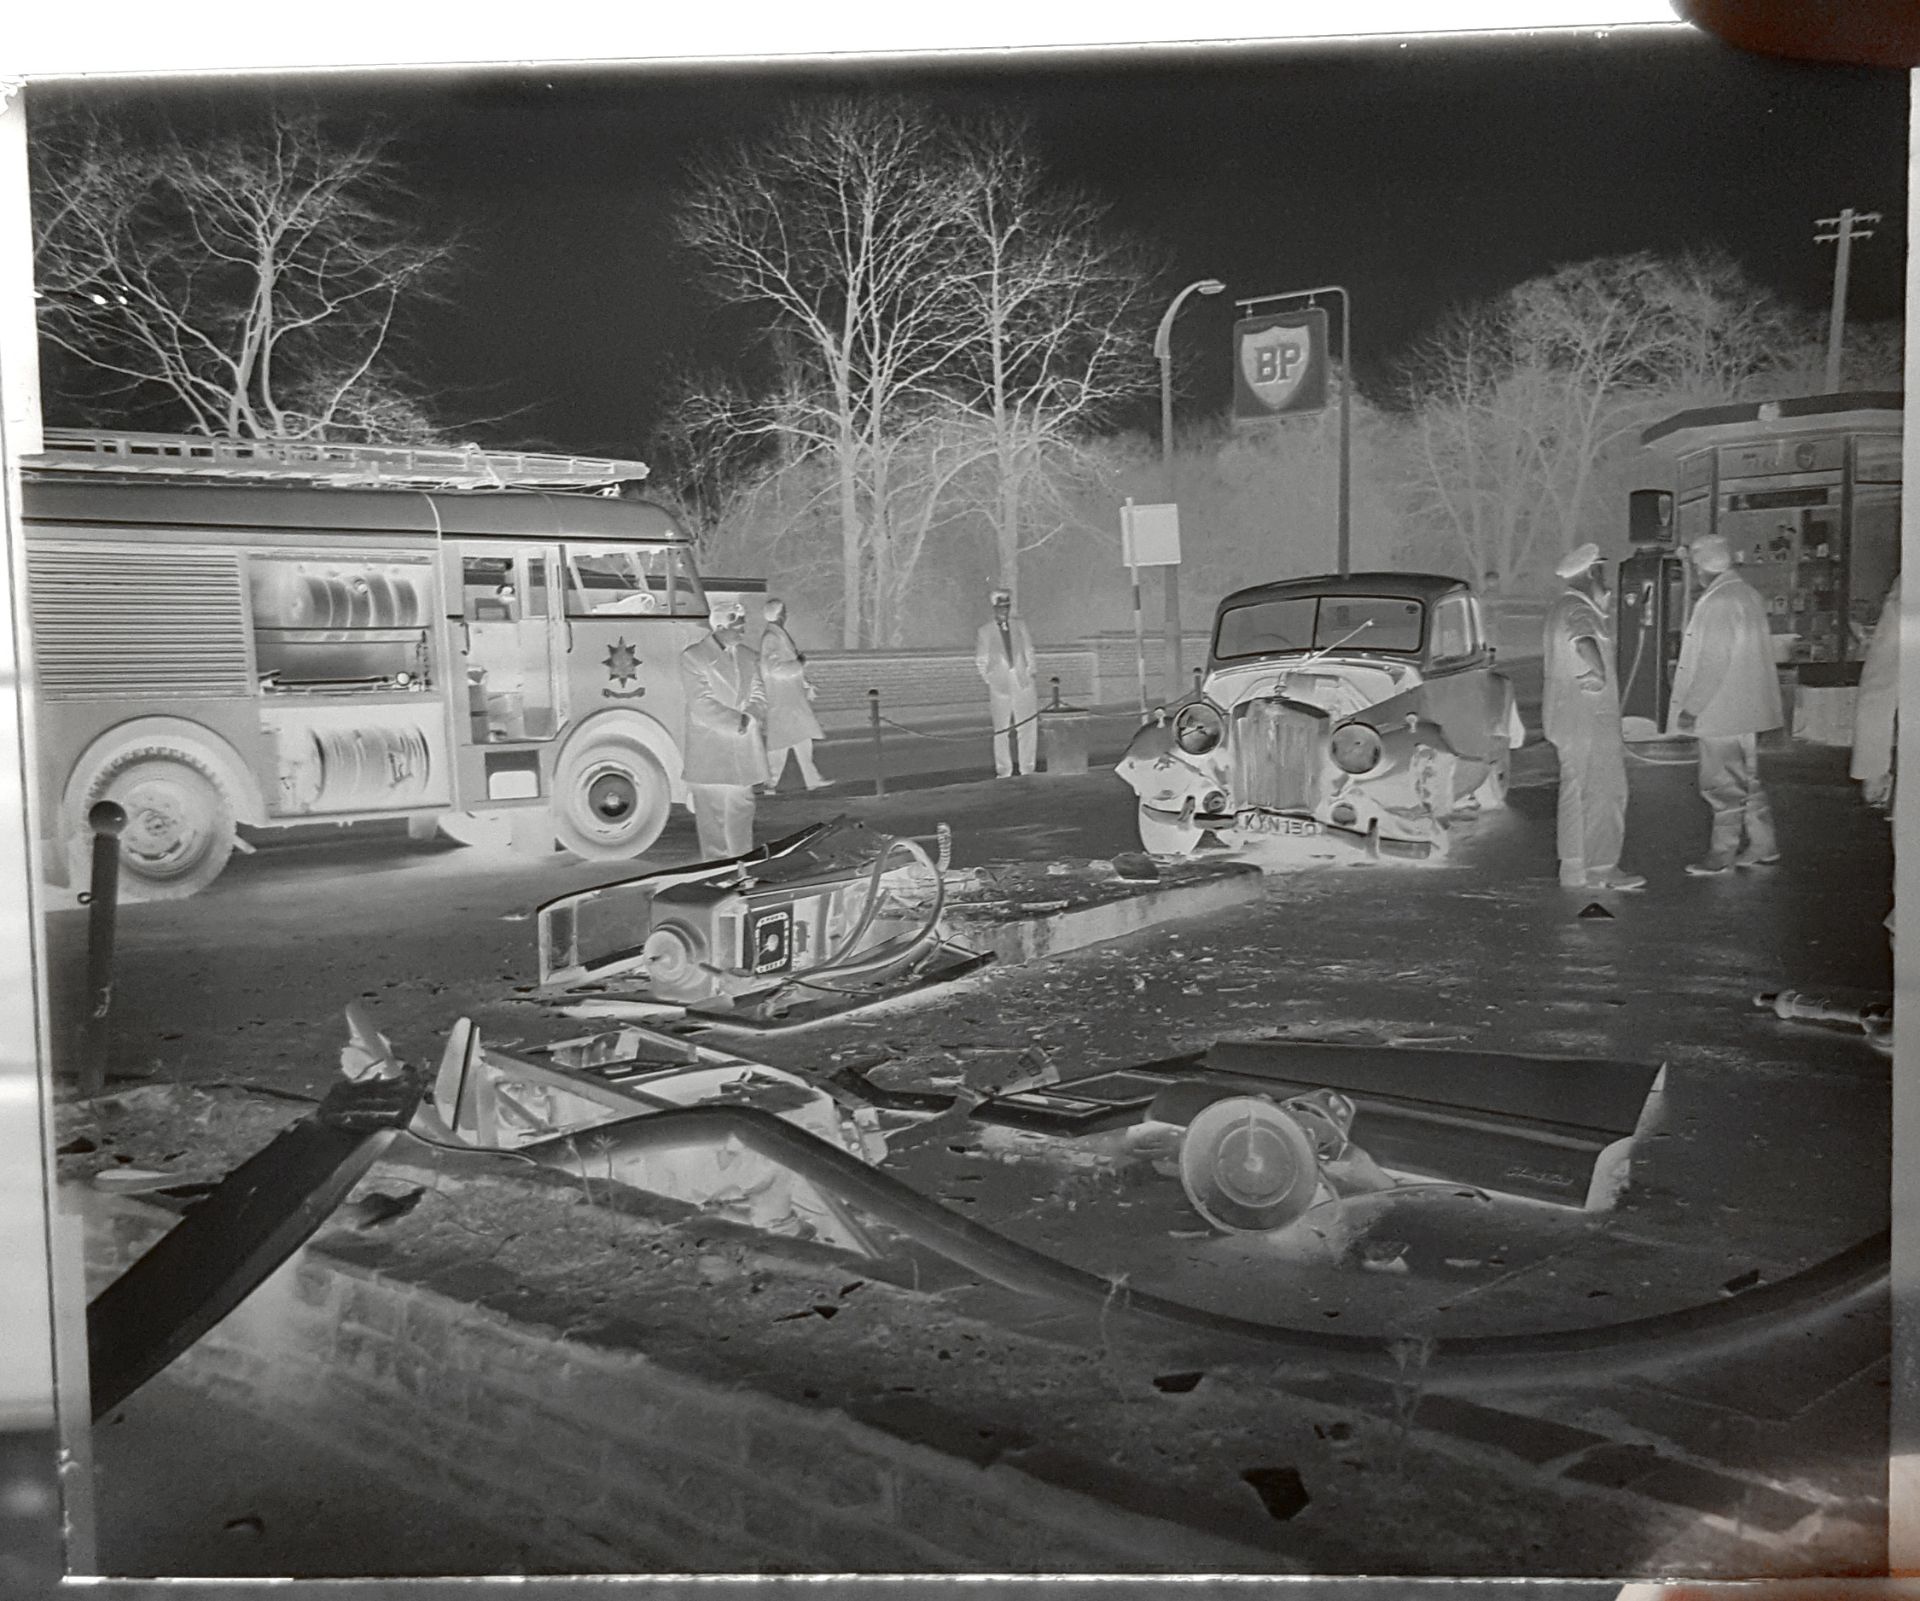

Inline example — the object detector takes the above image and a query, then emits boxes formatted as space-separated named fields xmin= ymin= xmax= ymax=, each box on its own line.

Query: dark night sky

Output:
xmin=36 ymin=27 xmax=1910 ymax=459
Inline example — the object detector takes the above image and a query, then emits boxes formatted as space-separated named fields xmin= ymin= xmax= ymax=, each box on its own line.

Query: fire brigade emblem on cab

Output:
xmin=602 ymin=636 xmax=645 ymax=699
xmin=1233 ymin=310 xmax=1328 ymax=418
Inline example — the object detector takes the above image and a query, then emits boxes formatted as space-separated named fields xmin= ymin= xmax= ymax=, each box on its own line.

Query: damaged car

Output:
xmin=1117 ymin=572 xmax=1525 ymax=858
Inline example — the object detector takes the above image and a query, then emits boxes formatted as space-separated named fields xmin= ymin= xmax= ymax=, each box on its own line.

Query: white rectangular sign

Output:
xmin=1121 ymin=501 xmax=1182 ymax=568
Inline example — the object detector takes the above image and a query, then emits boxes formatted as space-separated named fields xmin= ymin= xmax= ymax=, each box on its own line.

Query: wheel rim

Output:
xmin=559 ymin=742 xmax=667 ymax=857
xmin=586 ymin=770 xmax=638 ymax=827
xmin=116 ymin=775 xmax=213 ymax=879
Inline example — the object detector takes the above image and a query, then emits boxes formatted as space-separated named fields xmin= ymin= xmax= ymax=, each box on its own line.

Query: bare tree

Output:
xmin=1395 ymin=252 xmax=1803 ymax=589
xmin=32 ymin=105 xmax=456 ymax=441
xmin=945 ymin=121 xmax=1160 ymax=604
xmin=676 ymin=98 xmax=973 ymax=646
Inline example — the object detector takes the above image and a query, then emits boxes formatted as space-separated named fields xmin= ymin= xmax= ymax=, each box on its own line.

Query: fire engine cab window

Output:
xmin=564 ymin=546 xmax=707 ymax=618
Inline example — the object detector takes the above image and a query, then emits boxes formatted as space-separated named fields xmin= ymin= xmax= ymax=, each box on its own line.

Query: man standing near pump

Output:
xmin=1542 ymin=543 xmax=1645 ymax=893
xmin=1667 ymin=533 xmax=1784 ymax=876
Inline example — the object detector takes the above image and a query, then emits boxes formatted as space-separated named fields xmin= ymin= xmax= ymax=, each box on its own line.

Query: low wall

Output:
xmin=805 ymin=633 xmax=1213 ymax=729
xmin=81 ymin=1193 xmax=1286 ymax=1575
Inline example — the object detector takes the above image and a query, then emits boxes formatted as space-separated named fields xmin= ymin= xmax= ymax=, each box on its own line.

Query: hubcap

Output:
xmin=586 ymin=770 xmax=637 ymax=825
xmin=118 ymin=779 xmax=204 ymax=873
xmin=1215 ymin=1122 xmax=1302 ymax=1206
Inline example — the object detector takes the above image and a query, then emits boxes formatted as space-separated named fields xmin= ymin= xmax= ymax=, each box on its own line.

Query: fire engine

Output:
xmin=17 ymin=429 xmax=716 ymax=900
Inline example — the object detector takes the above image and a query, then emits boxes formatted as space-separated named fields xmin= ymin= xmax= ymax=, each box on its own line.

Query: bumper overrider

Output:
xmin=1118 ymin=696 xmax=1457 ymax=857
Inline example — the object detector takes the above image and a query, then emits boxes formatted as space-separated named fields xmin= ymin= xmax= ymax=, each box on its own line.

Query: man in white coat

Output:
xmin=1852 ymin=573 xmax=1899 ymax=949
xmin=974 ymin=588 xmax=1038 ymax=778
xmin=1668 ymin=533 xmax=1785 ymax=875
xmin=679 ymin=598 xmax=768 ymax=859
xmin=1852 ymin=573 xmax=1900 ymax=810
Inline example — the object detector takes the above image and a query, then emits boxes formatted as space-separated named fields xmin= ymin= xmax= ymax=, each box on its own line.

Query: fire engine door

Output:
xmin=456 ymin=546 xmax=563 ymax=744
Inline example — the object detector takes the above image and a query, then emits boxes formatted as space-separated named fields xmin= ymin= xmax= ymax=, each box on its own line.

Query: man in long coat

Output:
xmin=1852 ymin=573 xmax=1900 ymax=810
xmin=1852 ymin=573 xmax=1900 ymax=950
xmin=1668 ymin=532 xmax=1785 ymax=875
xmin=679 ymin=598 xmax=767 ymax=859
xmin=974 ymin=588 xmax=1038 ymax=778
xmin=1542 ymin=543 xmax=1644 ymax=892
xmin=760 ymin=597 xmax=830 ymax=791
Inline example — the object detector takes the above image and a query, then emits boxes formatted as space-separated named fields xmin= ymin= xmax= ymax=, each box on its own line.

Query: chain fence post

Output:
xmin=868 ymin=688 xmax=886 ymax=797
xmin=78 ymin=799 xmax=127 ymax=1099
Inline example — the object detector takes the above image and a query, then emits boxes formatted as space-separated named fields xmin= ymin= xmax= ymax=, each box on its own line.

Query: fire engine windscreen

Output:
xmin=564 ymin=546 xmax=707 ymax=618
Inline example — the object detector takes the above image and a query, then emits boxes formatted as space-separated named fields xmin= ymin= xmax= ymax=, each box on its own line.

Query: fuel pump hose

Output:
xmin=516 ymin=1104 xmax=1885 ymax=1394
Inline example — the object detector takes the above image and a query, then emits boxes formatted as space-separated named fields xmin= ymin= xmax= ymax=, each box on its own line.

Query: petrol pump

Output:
xmin=1616 ymin=488 xmax=1690 ymax=743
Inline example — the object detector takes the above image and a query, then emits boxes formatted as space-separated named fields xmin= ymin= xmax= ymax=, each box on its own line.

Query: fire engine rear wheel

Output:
xmin=554 ymin=732 xmax=670 ymax=862
xmin=72 ymin=752 xmax=236 ymax=901
xmin=1137 ymin=805 xmax=1203 ymax=857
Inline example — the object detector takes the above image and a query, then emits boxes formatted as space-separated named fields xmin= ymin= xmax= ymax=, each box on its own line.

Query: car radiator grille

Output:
xmin=1232 ymin=699 xmax=1327 ymax=813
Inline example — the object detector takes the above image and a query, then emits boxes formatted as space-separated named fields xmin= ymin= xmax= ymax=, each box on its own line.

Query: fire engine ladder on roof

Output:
xmin=20 ymin=427 xmax=652 ymax=493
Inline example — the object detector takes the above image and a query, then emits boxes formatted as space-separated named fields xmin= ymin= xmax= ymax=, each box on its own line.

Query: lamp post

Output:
xmin=1154 ymin=277 xmax=1224 ymax=694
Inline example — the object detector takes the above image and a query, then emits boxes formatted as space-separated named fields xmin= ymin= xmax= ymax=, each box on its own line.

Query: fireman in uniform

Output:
xmin=1668 ymin=532 xmax=1784 ymax=875
xmin=1542 ymin=543 xmax=1645 ymax=892
xmin=679 ymin=598 xmax=768 ymax=859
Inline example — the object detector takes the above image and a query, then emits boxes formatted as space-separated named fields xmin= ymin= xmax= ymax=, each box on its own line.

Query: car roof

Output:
xmin=1217 ymin=571 xmax=1471 ymax=609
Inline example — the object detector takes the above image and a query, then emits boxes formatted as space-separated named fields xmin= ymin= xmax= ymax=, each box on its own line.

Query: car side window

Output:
xmin=1429 ymin=595 xmax=1475 ymax=666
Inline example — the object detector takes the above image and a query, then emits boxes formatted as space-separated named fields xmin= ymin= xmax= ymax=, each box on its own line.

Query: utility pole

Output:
xmin=1815 ymin=207 xmax=1880 ymax=393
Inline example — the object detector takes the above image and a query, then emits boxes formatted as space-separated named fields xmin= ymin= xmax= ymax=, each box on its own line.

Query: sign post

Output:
xmin=1232 ymin=290 xmax=1351 ymax=576
xmin=1121 ymin=499 xmax=1183 ymax=710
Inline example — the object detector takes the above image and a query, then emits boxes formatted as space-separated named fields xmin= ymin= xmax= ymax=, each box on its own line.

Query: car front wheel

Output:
xmin=1468 ymin=739 xmax=1511 ymax=812
xmin=1137 ymin=803 xmax=1204 ymax=856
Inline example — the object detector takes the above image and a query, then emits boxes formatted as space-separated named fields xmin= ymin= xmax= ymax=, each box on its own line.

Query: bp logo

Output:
xmin=1233 ymin=309 xmax=1329 ymax=420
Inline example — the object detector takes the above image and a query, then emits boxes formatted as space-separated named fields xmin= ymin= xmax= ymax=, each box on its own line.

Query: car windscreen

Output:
xmin=1214 ymin=594 xmax=1426 ymax=659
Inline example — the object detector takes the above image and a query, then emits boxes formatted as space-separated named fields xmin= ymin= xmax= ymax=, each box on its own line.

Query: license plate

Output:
xmin=1245 ymin=812 xmax=1321 ymax=837
xmin=745 ymin=905 xmax=794 ymax=974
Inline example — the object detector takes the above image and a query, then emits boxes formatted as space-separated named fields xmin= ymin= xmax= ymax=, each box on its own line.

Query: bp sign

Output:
xmin=1233 ymin=309 xmax=1329 ymax=420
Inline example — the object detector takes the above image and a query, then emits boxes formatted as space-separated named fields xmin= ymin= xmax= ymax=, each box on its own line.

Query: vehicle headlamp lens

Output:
xmin=1174 ymin=703 xmax=1225 ymax=754
xmin=1331 ymin=723 xmax=1383 ymax=774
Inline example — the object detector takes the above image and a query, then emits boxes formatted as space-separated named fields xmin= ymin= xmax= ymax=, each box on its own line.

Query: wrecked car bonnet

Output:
xmin=1202 ymin=655 xmax=1418 ymax=718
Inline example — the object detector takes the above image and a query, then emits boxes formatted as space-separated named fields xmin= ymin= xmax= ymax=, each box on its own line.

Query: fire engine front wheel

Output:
xmin=554 ymin=733 xmax=670 ymax=862
xmin=72 ymin=752 xmax=236 ymax=900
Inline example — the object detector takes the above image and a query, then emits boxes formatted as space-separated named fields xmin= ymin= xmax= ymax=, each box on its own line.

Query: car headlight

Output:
xmin=1330 ymin=722 xmax=1383 ymax=774
xmin=1173 ymin=703 xmax=1225 ymax=754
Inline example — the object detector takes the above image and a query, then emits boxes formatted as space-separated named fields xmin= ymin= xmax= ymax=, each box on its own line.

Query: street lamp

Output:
xmin=1153 ymin=277 xmax=1224 ymax=692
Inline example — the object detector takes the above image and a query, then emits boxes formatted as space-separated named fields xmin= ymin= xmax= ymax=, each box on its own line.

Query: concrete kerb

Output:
xmin=943 ymin=859 xmax=1264 ymax=968
xmin=77 ymin=1187 xmax=1300 ymax=1574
